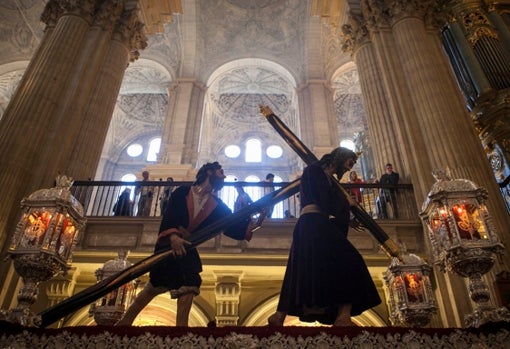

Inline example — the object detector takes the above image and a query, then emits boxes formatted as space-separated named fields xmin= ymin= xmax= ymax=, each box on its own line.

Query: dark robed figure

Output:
xmin=268 ymin=147 xmax=381 ymax=326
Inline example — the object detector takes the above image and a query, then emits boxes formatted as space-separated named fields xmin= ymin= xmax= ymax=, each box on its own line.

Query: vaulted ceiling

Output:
xmin=0 ymin=1 xmax=366 ymax=180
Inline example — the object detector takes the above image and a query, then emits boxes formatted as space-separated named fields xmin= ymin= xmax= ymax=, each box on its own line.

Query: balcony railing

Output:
xmin=70 ymin=180 xmax=419 ymax=221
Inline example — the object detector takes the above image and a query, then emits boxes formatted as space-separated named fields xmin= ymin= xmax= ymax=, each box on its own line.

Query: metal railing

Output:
xmin=70 ymin=180 xmax=419 ymax=220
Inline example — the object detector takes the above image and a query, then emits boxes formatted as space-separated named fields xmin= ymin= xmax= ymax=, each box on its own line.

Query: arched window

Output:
xmin=147 ymin=138 xmax=161 ymax=161
xmin=119 ymin=173 xmax=137 ymax=201
xmin=340 ymin=139 xmax=355 ymax=151
xmin=245 ymin=138 xmax=262 ymax=162
xmin=121 ymin=174 xmax=136 ymax=182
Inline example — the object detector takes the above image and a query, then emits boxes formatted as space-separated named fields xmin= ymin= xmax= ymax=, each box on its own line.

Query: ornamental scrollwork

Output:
xmin=341 ymin=15 xmax=369 ymax=54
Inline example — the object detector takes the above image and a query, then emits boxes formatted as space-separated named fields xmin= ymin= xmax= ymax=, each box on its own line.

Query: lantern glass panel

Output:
xmin=19 ymin=208 xmax=55 ymax=249
xmin=403 ymin=272 xmax=425 ymax=303
xmin=450 ymin=201 xmax=487 ymax=240
xmin=57 ymin=214 xmax=78 ymax=259
xmin=429 ymin=207 xmax=453 ymax=248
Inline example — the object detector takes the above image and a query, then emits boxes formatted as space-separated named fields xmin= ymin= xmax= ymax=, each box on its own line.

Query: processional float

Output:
xmin=37 ymin=107 xmax=401 ymax=328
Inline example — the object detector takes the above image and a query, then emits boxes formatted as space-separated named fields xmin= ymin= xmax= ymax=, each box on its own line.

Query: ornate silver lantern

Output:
xmin=420 ymin=169 xmax=509 ymax=327
xmin=89 ymin=251 xmax=139 ymax=325
xmin=0 ymin=175 xmax=85 ymax=326
xmin=384 ymin=251 xmax=437 ymax=327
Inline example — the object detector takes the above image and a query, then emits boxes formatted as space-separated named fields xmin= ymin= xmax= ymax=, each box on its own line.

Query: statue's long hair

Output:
xmin=319 ymin=147 xmax=357 ymax=176
xmin=194 ymin=162 xmax=222 ymax=185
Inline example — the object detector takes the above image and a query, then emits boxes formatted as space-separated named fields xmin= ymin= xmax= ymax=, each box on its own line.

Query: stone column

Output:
xmin=0 ymin=0 xmax=93 ymax=251
xmin=64 ymin=3 xmax=147 ymax=179
xmin=0 ymin=0 xmax=149 ymax=253
xmin=342 ymin=15 xmax=410 ymax=186
xmin=297 ymin=80 xmax=338 ymax=157
xmin=162 ymin=80 xmax=194 ymax=165
xmin=45 ymin=268 xmax=79 ymax=328
xmin=350 ymin=0 xmax=510 ymax=326
xmin=386 ymin=1 xmax=509 ymax=243
xmin=147 ymin=79 xmax=204 ymax=181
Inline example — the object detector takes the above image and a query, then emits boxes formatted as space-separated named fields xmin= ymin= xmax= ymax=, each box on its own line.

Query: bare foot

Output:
xmin=267 ymin=312 xmax=285 ymax=326
xmin=333 ymin=319 xmax=357 ymax=327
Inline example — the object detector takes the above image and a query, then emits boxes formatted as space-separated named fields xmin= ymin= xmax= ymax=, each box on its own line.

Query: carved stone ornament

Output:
xmin=1 ymin=328 xmax=509 ymax=348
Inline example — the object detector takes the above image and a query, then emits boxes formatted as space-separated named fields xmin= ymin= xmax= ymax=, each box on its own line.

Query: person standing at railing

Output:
xmin=116 ymin=162 xmax=255 ymax=327
xmin=160 ymin=177 xmax=174 ymax=216
xmin=263 ymin=173 xmax=275 ymax=218
xmin=267 ymin=147 xmax=381 ymax=327
xmin=135 ymin=170 xmax=154 ymax=216
xmin=234 ymin=183 xmax=253 ymax=213
xmin=348 ymin=171 xmax=364 ymax=204
xmin=376 ymin=163 xmax=400 ymax=219
xmin=113 ymin=188 xmax=133 ymax=216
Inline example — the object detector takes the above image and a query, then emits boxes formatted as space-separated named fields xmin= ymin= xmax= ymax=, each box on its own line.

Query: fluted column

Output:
xmin=45 ymin=268 xmax=79 ymax=328
xmin=0 ymin=0 xmax=93 ymax=251
xmin=387 ymin=1 xmax=509 ymax=245
xmin=0 ymin=0 xmax=149 ymax=255
xmin=343 ymin=14 xmax=410 ymax=187
xmin=64 ymin=4 xmax=147 ymax=178
xmin=159 ymin=82 xmax=179 ymax=164
xmin=349 ymin=0 xmax=510 ymax=326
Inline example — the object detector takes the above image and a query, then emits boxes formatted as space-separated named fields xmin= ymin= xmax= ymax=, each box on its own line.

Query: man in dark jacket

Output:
xmin=116 ymin=162 xmax=253 ymax=326
xmin=378 ymin=163 xmax=400 ymax=218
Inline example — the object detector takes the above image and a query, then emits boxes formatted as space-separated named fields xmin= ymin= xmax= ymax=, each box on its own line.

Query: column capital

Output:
xmin=41 ymin=0 xmax=64 ymax=28
xmin=93 ymin=1 xmax=124 ymax=31
xmin=360 ymin=0 xmax=442 ymax=30
xmin=41 ymin=0 xmax=97 ymax=28
xmin=341 ymin=14 xmax=371 ymax=55
xmin=113 ymin=8 xmax=148 ymax=62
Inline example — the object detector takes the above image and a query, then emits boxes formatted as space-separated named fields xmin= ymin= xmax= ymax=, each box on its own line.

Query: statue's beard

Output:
xmin=210 ymin=174 xmax=224 ymax=191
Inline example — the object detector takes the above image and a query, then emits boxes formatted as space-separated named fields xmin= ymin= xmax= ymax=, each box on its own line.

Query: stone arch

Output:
xmin=0 ymin=61 xmax=30 ymax=120
xmin=97 ymin=59 xmax=174 ymax=180
xmin=330 ymin=62 xmax=374 ymax=180
xmin=198 ymin=58 xmax=301 ymax=180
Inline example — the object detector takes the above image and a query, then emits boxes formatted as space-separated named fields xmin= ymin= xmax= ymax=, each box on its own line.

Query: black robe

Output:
xmin=277 ymin=163 xmax=381 ymax=324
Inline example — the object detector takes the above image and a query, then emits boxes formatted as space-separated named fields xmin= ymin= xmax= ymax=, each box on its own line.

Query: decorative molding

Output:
xmin=1 ymin=323 xmax=509 ymax=348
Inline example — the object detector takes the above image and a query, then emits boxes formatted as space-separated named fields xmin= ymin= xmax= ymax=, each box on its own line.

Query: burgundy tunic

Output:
xmin=150 ymin=186 xmax=249 ymax=289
